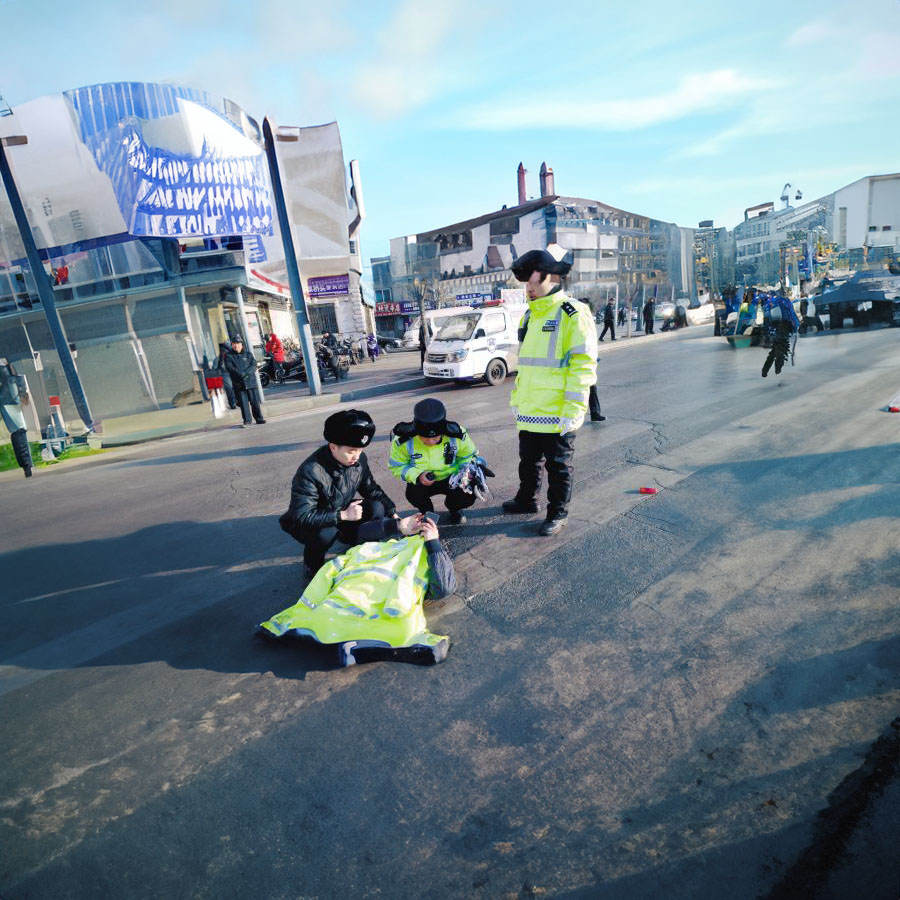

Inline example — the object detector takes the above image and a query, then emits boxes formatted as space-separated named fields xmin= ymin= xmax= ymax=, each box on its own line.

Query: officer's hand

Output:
xmin=397 ymin=513 xmax=420 ymax=535
xmin=340 ymin=499 xmax=363 ymax=521
xmin=419 ymin=517 xmax=439 ymax=541
xmin=418 ymin=472 xmax=436 ymax=486
xmin=559 ymin=417 xmax=575 ymax=435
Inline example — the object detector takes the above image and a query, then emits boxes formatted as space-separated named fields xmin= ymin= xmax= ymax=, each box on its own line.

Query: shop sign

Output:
xmin=308 ymin=274 xmax=350 ymax=297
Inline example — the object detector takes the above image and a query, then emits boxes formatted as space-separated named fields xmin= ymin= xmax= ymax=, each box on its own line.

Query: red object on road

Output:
xmin=889 ymin=406 xmax=900 ymax=413
xmin=639 ymin=487 xmax=658 ymax=494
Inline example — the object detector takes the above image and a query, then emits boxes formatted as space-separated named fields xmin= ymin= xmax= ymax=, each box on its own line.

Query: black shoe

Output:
xmin=539 ymin=517 xmax=568 ymax=536
xmin=502 ymin=499 xmax=539 ymax=515
xmin=255 ymin=418 xmax=266 ymax=424
xmin=23 ymin=466 xmax=33 ymax=478
xmin=446 ymin=510 xmax=466 ymax=525
xmin=590 ymin=415 xmax=606 ymax=422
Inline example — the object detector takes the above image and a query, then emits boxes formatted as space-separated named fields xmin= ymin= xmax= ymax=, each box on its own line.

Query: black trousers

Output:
xmin=234 ymin=386 xmax=264 ymax=424
xmin=588 ymin=384 xmax=603 ymax=419
xmin=286 ymin=499 xmax=386 ymax=570
xmin=514 ymin=431 xmax=576 ymax=520
xmin=599 ymin=322 xmax=615 ymax=340
xmin=405 ymin=477 xmax=476 ymax=514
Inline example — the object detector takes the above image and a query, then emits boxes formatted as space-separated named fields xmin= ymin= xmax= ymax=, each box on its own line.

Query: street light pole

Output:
xmin=0 ymin=134 xmax=95 ymax=430
xmin=261 ymin=117 xmax=322 ymax=396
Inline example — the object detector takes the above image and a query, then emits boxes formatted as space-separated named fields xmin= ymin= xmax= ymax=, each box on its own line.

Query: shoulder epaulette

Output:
xmin=561 ymin=301 xmax=578 ymax=317
xmin=444 ymin=421 xmax=465 ymax=438
xmin=391 ymin=421 xmax=416 ymax=442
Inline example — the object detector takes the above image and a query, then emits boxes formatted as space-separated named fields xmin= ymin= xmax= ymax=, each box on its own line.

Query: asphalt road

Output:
xmin=1 ymin=325 xmax=898 ymax=900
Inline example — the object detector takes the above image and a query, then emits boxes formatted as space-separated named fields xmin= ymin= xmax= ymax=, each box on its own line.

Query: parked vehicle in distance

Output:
xmin=422 ymin=301 xmax=527 ymax=386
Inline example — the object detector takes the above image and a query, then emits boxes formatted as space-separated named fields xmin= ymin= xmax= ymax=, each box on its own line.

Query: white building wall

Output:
xmin=833 ymin=178 xmax=870 ymax=249
xmin=868 ymin=176 xmax=900 ymax=248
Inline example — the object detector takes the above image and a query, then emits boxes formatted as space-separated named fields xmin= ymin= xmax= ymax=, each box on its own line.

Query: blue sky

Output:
xmin=2 ymin=0 xmax=899 ymax=262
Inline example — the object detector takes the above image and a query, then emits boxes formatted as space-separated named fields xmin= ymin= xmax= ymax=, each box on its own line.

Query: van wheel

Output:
xmin=484 ymin=358 xmax=507 ymax=386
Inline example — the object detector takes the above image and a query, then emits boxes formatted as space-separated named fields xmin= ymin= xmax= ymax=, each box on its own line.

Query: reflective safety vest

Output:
xmin=510 ymin=292 xmax=598 ymax=433
xmin=259 ymin=535 xmax=447 ymax=650
xmin=388 ymin=430 xmax=477 ymax=484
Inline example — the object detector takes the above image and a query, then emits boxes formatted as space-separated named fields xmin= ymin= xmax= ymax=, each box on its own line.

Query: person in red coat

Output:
xmin=265 ymin=333 xmax=285 ymax=382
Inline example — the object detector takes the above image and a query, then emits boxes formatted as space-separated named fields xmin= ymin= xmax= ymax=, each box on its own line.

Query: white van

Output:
xmin=422 ymin=303 xmax=527 ymax=386
xmin=400 ymin=306 xmax=476 ymax=349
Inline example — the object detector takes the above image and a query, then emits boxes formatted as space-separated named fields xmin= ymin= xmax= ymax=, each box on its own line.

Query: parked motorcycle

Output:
xmin=258 ymin=352 xmax=307 ymax=387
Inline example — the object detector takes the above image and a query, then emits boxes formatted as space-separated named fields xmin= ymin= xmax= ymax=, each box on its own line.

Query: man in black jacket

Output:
xmin=279 ymin=409 xmax=398 ymax=574
xmin=224 ymin=336 xmax=265 ymax=426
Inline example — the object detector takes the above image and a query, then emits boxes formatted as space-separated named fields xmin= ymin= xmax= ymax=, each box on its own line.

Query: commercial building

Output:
xmin=0 ymin=82 xmax=371 ymax=431
xmin=377 ymin=162 xmax=696 ymax=332
xmin=732 ymin=173 xmax=899 ymax=287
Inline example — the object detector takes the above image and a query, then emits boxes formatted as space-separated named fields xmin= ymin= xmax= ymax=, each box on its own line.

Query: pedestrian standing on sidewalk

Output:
xmin=278 ymin=410 xmax=399 ymax=577
xmin=0 ymin=357 xmax=34 ymax=478
xmin=617 ymin=303 xmax=626 ymax=328
xmin=599 ymin=298 xmax=616 ymax=341
xmin=502 ymin=249 xmax=598 ymax=536
xmin=643 ymin=297 xmax=655 ymax=334
xmin=215 ymin=341 xmax=238 ymax=409
xmin=264 ymin=333 xmax=286 ymax=383
xmin=389 ymin=398 xmax=479 ymax=525
xmin=224 ymin=337 xmax=265 ymax=426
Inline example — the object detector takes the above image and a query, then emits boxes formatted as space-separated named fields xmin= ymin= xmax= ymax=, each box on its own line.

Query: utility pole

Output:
xmin=262 ymin=118 xmax=322 ymax=396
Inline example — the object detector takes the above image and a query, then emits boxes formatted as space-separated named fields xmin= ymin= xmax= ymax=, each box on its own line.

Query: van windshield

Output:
xmin=434 ymin=313 xmax=481 ymax=341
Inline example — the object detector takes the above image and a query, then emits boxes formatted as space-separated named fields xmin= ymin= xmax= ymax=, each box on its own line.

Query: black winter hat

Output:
xmin=323 ymin=409 xmax=376 ymax=447
xmin=511 ymin=248 xmax=572 ymax=281
xmin=413 ymin=398 xmax=447 ymax=437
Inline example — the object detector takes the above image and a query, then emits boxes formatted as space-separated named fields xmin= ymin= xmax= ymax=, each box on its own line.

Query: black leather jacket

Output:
xmin=281 ymin=444 xmax=396 ymax=532
xmin=224 ymin=348 xmax=257 ymax=390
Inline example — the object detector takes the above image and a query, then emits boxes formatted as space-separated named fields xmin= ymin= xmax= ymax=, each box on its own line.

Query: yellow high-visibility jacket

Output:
xmin=259 ymin=535 xmax=447 ymax=650
xmin=510 ymin=292 xmax=598 ymax=433
xmin=388 ymin=428 xmax=477 ymax=484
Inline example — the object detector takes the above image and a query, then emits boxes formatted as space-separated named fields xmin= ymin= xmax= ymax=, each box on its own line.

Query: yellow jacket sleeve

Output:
xmin=389 ymin=437 xmax=424 ymax=484
xmin=560 ymin=305 xmax=598 ymax=423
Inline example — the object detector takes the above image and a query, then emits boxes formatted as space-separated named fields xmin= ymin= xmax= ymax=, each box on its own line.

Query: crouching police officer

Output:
xmin=389 ymin=398 xmax=478 ymax=525
xmin=279 ymin=409 xmax=397 ymax=575
xmin=502 ymin=249 xmax=598 ymax=536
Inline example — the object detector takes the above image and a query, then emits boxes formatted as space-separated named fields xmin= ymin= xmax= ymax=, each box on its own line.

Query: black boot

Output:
xmin=10 ymin=428 xmax=33 ymax=475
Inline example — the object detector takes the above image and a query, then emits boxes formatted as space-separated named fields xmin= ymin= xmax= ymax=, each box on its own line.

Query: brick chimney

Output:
xmin=517 ymin=162 xmax=527 ymax=206
xmin=539 ymin=162 xmax=555 ymax=197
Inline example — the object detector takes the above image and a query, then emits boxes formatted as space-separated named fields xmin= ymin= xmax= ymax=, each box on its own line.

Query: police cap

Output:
xmin=413 ymin=398 xmax=447 ymax=437
xmin=323 ymin=409 xmax=375 ymax=447
xmin=511 ymin=248 xmax=572 ymax=282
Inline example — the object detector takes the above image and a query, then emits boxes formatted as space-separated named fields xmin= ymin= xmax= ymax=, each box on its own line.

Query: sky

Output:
xmin=2 ymin=0 xmax=899 ymax=264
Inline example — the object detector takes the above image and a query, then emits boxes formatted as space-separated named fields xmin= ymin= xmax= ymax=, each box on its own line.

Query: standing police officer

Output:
xmin=389 ymin=397 xmax=478 ymax=525
xmin=502 ymin=249 xmax=598 ymax=535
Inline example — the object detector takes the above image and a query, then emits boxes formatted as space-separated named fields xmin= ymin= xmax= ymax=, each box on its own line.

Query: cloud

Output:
xmin=455 ymin=69 xmax=777 ymax=131
xmin=352 ymin=0 xmax=470 ymax=119
xmin=785 ymin=20 xmax=839 ymax=47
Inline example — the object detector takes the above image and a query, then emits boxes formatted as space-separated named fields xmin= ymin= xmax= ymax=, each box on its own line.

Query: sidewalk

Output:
xmin=94 ymin=349 xmax=429 ymax=447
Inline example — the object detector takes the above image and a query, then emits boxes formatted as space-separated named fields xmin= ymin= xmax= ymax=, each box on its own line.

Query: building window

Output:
xmin=883 ymin=226 xmax=892 ymax=231
xmin=868 ymin=226 xmax=877 ymax=232
xmin=308 ymin=303 xmax=338 ymax=335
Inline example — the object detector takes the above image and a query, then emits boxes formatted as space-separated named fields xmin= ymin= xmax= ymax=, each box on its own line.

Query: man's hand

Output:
xmin=418 ymin=472 xmax=436 ymax=486
xmin=397 ymin=513 xmax=421 ymax=536
xmin=339 ymin=499 xmax=363 ymax=521
xmin=559 ymin=417 xmax=575 ymax=435
xmin=419 ymin=517 xmax=439 ymax=541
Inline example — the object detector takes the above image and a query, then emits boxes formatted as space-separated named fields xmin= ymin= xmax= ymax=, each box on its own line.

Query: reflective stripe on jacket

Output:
xmin=259 ymin=535 xmax=447 ymax=650
xmin=388 ymin=430 xmax=477 ymax=484
xmin=510 ymin=292 xmax=598 ymax=433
